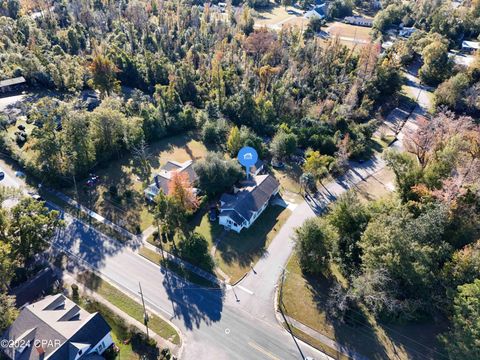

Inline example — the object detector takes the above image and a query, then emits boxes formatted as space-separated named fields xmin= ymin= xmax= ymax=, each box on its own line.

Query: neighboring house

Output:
xmin=144 ymin=159 xmax=198 ymax=202
xmin=461 ymin=40 xmax=480 ymax=53
xmin=304 ymin=3 xmax=327 ymax=19
xmin=344 ymin=16 xmax=373 ymax=27
xmin=219 ymin=174 xmax=280 ymax=233
xmin=0 ymin=77 xmax=26 ymax=94
xmin=399 ymin=27 xmax=416 ymax=38
xmin=1 ymin=294 xmax=113 ymax=360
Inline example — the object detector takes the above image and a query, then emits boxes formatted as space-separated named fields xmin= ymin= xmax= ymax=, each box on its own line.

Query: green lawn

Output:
xmin=77 ymin=272 xmax=180 ymax=345
xmin=282 ymin=254 xmax=447 ymax=360
xmin=214 ymin=205 xmax=291 ymax=283
xmin=78 ymin=297 xmax=161 ymax=360
xmin=138 ymin=246 xmax=219 ymax=289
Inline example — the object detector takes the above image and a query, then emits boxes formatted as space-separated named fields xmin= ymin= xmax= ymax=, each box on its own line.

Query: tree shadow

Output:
xmin=54 ymin=215 xmax=127 ymax=272
xmin=297 ymin=271 xmax=389 ymax=360
xmin=161 ymin=266 xmax=224 ymax=330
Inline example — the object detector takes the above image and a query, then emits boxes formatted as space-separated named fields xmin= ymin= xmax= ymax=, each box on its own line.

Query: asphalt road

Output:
xmin=54 ymin=212 xmax=330 ymax=360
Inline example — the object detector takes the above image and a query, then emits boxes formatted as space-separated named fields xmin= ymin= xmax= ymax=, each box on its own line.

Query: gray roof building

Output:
xmin=144 ymin=160 xmax=198 ymax=202
xmin=1 ymin=294 xmax=113 ymax=360
xmin=219 ymin=174 xmax=280 ymax=232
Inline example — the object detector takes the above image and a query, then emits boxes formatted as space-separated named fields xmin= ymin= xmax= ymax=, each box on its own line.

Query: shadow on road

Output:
xmin=162 ymin=268 xmax=224 ymax=330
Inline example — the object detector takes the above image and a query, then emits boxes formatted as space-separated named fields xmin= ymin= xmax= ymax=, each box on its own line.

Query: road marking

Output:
xmin=248 ymin=341 xmax=280 ymax=360
xmin=237 ymin=285 xmax=254 ymax=295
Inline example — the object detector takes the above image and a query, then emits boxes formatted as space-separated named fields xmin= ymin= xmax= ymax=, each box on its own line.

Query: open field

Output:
xmin=77 ymin=272 xmax=180 ymax=345
xmin=325 ymin=22 xmax=373 ymax=49
xmin=213 ymin=204 xmax=291 ymax=283
xmin=282 ymin=254 xmax=447 ymax=360
xmin=253 ymin=3 xmax=307 ymax=30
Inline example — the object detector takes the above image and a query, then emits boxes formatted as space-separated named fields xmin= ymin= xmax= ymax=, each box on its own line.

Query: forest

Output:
xmin=0 ymin=0 xmax=401 ymax=185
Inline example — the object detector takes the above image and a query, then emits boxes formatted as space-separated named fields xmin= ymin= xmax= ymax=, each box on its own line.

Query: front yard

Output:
xmin=211 ymin=204 xmax=292 ymax=283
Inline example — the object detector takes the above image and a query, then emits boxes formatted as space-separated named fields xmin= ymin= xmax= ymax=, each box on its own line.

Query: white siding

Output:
xmin=89 ymin=332 xmax=113 ymax=355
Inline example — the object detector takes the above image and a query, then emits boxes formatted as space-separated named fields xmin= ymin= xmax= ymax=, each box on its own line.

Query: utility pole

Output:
xmin=139 ymin=282 xmax=150 ymax=339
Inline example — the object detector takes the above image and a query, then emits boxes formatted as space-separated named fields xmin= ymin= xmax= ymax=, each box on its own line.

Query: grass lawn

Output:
xmin=254 ymin=2 xmax=307 ymax=29
xmin=282 ymin=254 xmax=447 ymax=360
xmin=353 ymin=167 xmax=395 ymax=203
xmin=74 ymin=297 xmax=161 ymax=360
xmin=77 ymin=272 xmax=180 ymax=345
xmin=214 ymin=205 xmax=292 ymax=283
xmin=138 ymin=246 xmax=219 ymax=289
xmin=60 ymin=132 xmax=207 ymax=234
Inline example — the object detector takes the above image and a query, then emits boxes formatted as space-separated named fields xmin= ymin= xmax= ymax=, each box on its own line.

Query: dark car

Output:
xmin=17 ymin=124 xmax=26 ymax=131
xmin=0 ymin=171 xmax=4 ymax=181
xmin=209 ymin=207 xmax=218 ymax=222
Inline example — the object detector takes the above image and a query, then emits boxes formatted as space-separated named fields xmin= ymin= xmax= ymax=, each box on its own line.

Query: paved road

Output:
xmin=54 ymin=213 xmax=331 ymax=360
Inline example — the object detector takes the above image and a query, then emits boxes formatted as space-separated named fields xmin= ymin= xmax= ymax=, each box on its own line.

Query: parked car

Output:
xmin=15 ymin=171 xmax=26 ymax=178
xmin=17 ymin=124 xmax=26 ymax=131
xmin=0 ymin=170 xmax=4 ymax=181
xmin=209 ymin=206 xmax=218 ymax=222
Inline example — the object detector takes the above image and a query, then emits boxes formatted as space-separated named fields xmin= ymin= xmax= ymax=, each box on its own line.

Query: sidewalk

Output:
xmin=46 ymin=189 xmax=138 ymax=241
xmin=47 ymin=189 xmax=221 ymax=287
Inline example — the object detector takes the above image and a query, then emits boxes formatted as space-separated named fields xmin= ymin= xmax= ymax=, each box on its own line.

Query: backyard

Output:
xmin=282 ymin=254 xmax=447 ymax=360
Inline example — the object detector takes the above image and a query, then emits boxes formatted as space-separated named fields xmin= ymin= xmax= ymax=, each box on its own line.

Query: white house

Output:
xmin=219 ymin=174 xmax=280 ymax=233
xmin=304 ymin=4 xmax=327 ymax=20
xmin=144 ymin=160 xmax=198 ymax=202
xmin=462 ymin=40 xmax=480 ymax=53
xmin=344 ymin=16 xmax=373 ymax=27
xmin=1 ymin=294 xmax=113 ymax=360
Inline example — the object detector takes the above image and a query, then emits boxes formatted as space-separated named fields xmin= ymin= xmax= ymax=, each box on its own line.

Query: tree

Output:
xmin=0 ymin=292 xmax=17 ymax=332
xmin=444 ymin=280 xmax=480 ymax=360
xmin=419 ymin=40 xmax=453 ymax=86
xmin=88 ymin=54 xmax=120 ymax=97
xmin=281 ymin=0 xmax=292 ymax=10
xmin=360 ymin=202 xmax=450 ymax=306
xmin=227 ymin=126 xmax=242 ymax=157
xmin=9 ymin=198 xmax=63 ymax=263
xmin=435 ymin=73 xmax=470 ymax=111
xmin=194 ymin=152 xmax=243 ymax=197
xmin=168 ymin=171 xmax=199 ymax=213
xmin=327 ymin=191 xmax=369 ymax=276
xmin=178 ymin=233 xmax=215 ymax=272
xmin=0 ymin=242 xmax=16 ymax=291
xmin=442 ymin=240 xmax=480 ymax=299
xmin=383 ymin=149 xmax=422 ymax=203
xmin=303 ymin=150 xmax=333 ymax=185
xmin=270 ymin=130 xmax=297 ymax=161
xmin=295 ymin=218 xmax=338 ymax=274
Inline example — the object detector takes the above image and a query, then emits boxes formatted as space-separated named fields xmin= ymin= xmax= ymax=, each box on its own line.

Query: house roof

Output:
xmin=462 ymin=40 xmax=480 ymax=49
xmin=0 ymin=76 xmax=26 ymax=88
xmin=146 ymin=160 xmax=198 ymax=198
xmin=220 ymin=174 xmax=280 ymax=223
xmin=1 ymin=294 xmax=111 ymax=360
xmin=345 ymin=16 xmax=373 ymax=25
xmin=304 ymin=5 xmax=326 ymax=19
